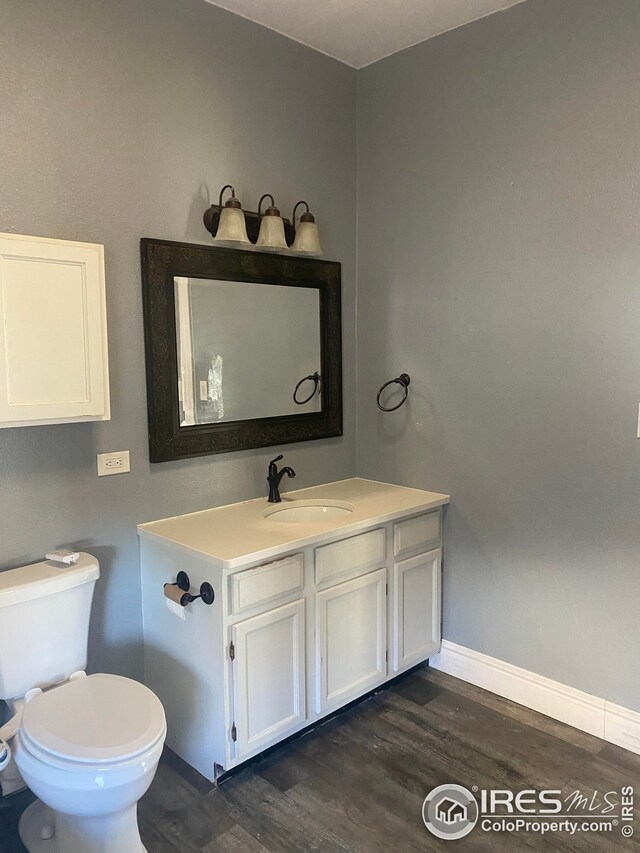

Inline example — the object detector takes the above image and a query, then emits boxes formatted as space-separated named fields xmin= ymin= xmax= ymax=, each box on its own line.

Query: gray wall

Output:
xmin=0 ymin=0 xmax=357 ymax=679
xmin=3 ymin=0 xmax=639 ymax=715
xmin=357 ymin=0 xmax=640 ymax=711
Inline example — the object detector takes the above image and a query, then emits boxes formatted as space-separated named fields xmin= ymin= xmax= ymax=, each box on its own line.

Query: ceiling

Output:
xmin=203 ymin=0 xmax=528 ymax=68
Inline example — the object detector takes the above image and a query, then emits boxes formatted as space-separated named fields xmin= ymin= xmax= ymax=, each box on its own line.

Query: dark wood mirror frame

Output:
xmin=141 ymin=238 xmax=342 ymax=462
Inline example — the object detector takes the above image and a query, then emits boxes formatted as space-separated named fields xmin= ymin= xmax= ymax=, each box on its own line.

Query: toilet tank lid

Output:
xmin=0 ymin=553 xmax=99 ymax=608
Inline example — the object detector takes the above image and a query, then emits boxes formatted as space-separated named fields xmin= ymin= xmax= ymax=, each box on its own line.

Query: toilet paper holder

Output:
xmin=164 ymin=571 xmax=215 ymax=607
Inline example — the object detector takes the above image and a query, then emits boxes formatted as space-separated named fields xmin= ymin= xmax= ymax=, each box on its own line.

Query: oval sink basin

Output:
xmin=264 ymin=500 xmax=355 ymax=523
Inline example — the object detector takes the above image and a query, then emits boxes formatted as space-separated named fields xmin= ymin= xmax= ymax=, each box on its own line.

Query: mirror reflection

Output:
xmin=174 ymin=277 xmax=321 ymax=426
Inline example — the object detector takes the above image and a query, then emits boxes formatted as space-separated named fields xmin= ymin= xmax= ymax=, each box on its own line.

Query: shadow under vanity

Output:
xmin=138 ymin=478 xmax=449 ymax=782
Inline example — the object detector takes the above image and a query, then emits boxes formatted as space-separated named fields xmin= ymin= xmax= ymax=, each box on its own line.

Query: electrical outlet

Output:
xmin=97 ymin=450 xmax=131 ymax=477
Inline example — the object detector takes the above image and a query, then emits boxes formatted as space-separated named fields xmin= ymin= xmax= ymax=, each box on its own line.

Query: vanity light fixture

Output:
xmin=203 ymin=186 xmax=321 ymax=256
xmin=210 ymin=185 xmax=250 ymax=246
xmin=291 ymin=201 xmax=322 ymax=256
xmin=256 ymin=194 xmax=288 ymax=251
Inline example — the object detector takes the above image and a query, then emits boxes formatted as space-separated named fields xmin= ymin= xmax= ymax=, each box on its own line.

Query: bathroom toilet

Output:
xmin=0 ymin=553 xmax=166 ymax=853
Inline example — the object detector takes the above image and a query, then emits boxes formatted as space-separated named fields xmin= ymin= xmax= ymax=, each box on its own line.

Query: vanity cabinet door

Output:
xmin=392 ymin=549 xmax=441 ymax=672
xmin=315 ymin=568 xmax=387 ymax=714
xmin=231 ymin=599 xmax=305 ymax=758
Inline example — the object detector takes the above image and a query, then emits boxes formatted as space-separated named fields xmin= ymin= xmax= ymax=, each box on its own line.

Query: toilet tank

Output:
xmin=0 ymin=553 xmax=99 ymax=700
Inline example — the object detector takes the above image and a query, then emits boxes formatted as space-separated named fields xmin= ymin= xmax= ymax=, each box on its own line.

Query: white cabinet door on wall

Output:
xmin=392 ymin=548 xmax=441 ymax=672
xmin=315 ymin=568 xmax=387 ymax=714
xmin=0 ymin=233 xmax=110 ymax=427
xmin=231 ymin=599 xmax=305 ymax=758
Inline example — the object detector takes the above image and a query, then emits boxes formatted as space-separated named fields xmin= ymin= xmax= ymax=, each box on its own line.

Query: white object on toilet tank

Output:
xmin=0 ymin=553 xmax=99 ymax=701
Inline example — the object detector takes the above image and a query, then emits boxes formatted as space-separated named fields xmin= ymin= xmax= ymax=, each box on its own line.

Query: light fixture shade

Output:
xmin=213 ymin=205 xmax=250 ymax=246
xmin=256 ymin=212 xmax=287 ymax=251
xmin=291 ymin=219 xmax=321 ymax=255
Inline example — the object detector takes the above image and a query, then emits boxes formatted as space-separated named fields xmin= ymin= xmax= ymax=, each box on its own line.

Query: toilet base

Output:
xmin=19 ymin=798 xmax=148 ymax=853
xmin=18 ymin=800 xmax=56 ymax=852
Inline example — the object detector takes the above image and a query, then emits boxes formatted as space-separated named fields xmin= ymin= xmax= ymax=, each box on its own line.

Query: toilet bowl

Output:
xmin=13 ymin=672 xmax=166 ymax=853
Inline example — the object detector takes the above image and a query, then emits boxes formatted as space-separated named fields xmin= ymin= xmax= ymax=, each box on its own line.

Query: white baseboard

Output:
xmin=605 ymin=702 xmax=640 ymax=755
xmin=430 ymin=640 xmax=640 ymax=756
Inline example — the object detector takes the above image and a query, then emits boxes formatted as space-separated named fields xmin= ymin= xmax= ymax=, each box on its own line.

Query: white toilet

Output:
xmin=0 ymin=553 xmax=166 ymax=853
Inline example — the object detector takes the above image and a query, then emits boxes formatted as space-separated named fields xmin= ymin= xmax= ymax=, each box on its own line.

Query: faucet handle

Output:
xmin=269 ymin=454 xmax=284 ymax=466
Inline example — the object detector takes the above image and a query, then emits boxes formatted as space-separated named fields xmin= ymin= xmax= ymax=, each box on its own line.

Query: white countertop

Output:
xmin=137 ymin=478 xmax=450 ymax=570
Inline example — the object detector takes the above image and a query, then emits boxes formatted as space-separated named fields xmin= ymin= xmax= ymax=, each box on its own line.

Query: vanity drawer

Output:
xmin=394 ymin=510 xmax=440 ymax=557
xmin=230 ymin=554 xmax=304 ymax=615
xmin=315 ymin=528 xmax=386 ymax=587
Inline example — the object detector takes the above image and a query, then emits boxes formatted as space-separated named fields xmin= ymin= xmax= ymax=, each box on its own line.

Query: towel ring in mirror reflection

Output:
xmin=293 ymin=371 xmax=321 ymax=405
xmin=377 ymin=373 xmax=410 ymax=412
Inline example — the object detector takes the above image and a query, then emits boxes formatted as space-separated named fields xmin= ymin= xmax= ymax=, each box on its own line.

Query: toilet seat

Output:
xmin=20 ymin=673 xmax=165 ymax=766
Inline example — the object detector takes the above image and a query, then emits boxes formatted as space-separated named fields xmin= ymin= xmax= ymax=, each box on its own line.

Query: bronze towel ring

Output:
xmin=377 ymin=374 xmax=410 ymax=412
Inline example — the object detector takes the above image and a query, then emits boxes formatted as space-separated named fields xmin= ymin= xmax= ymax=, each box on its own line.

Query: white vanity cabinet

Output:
xmin=138 ymin=478 xmax=449 ymax=782
xmin=0 ymin=232 xmax=110 ymax=427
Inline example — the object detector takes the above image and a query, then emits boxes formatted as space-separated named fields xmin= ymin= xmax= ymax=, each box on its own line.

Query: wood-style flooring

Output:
xmin=1 ymin=666 xmax=639 ymax=852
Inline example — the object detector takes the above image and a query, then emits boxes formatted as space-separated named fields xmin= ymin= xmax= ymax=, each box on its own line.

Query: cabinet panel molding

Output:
xmin=230 ymin=554 xmax=303 ymax=615
xmin=393 ymin=511 xmax=440 ymax=557
xmin=315 ymin=527 xmax=385 ymax=587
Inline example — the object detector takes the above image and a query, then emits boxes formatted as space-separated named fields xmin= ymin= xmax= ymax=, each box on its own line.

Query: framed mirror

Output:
xmin=141 ymin=239 xmax=342 ymax=461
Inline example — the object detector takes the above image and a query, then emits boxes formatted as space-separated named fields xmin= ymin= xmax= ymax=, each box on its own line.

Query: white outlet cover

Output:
xmin=97 ymin=450 xmax=131 ymax=476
